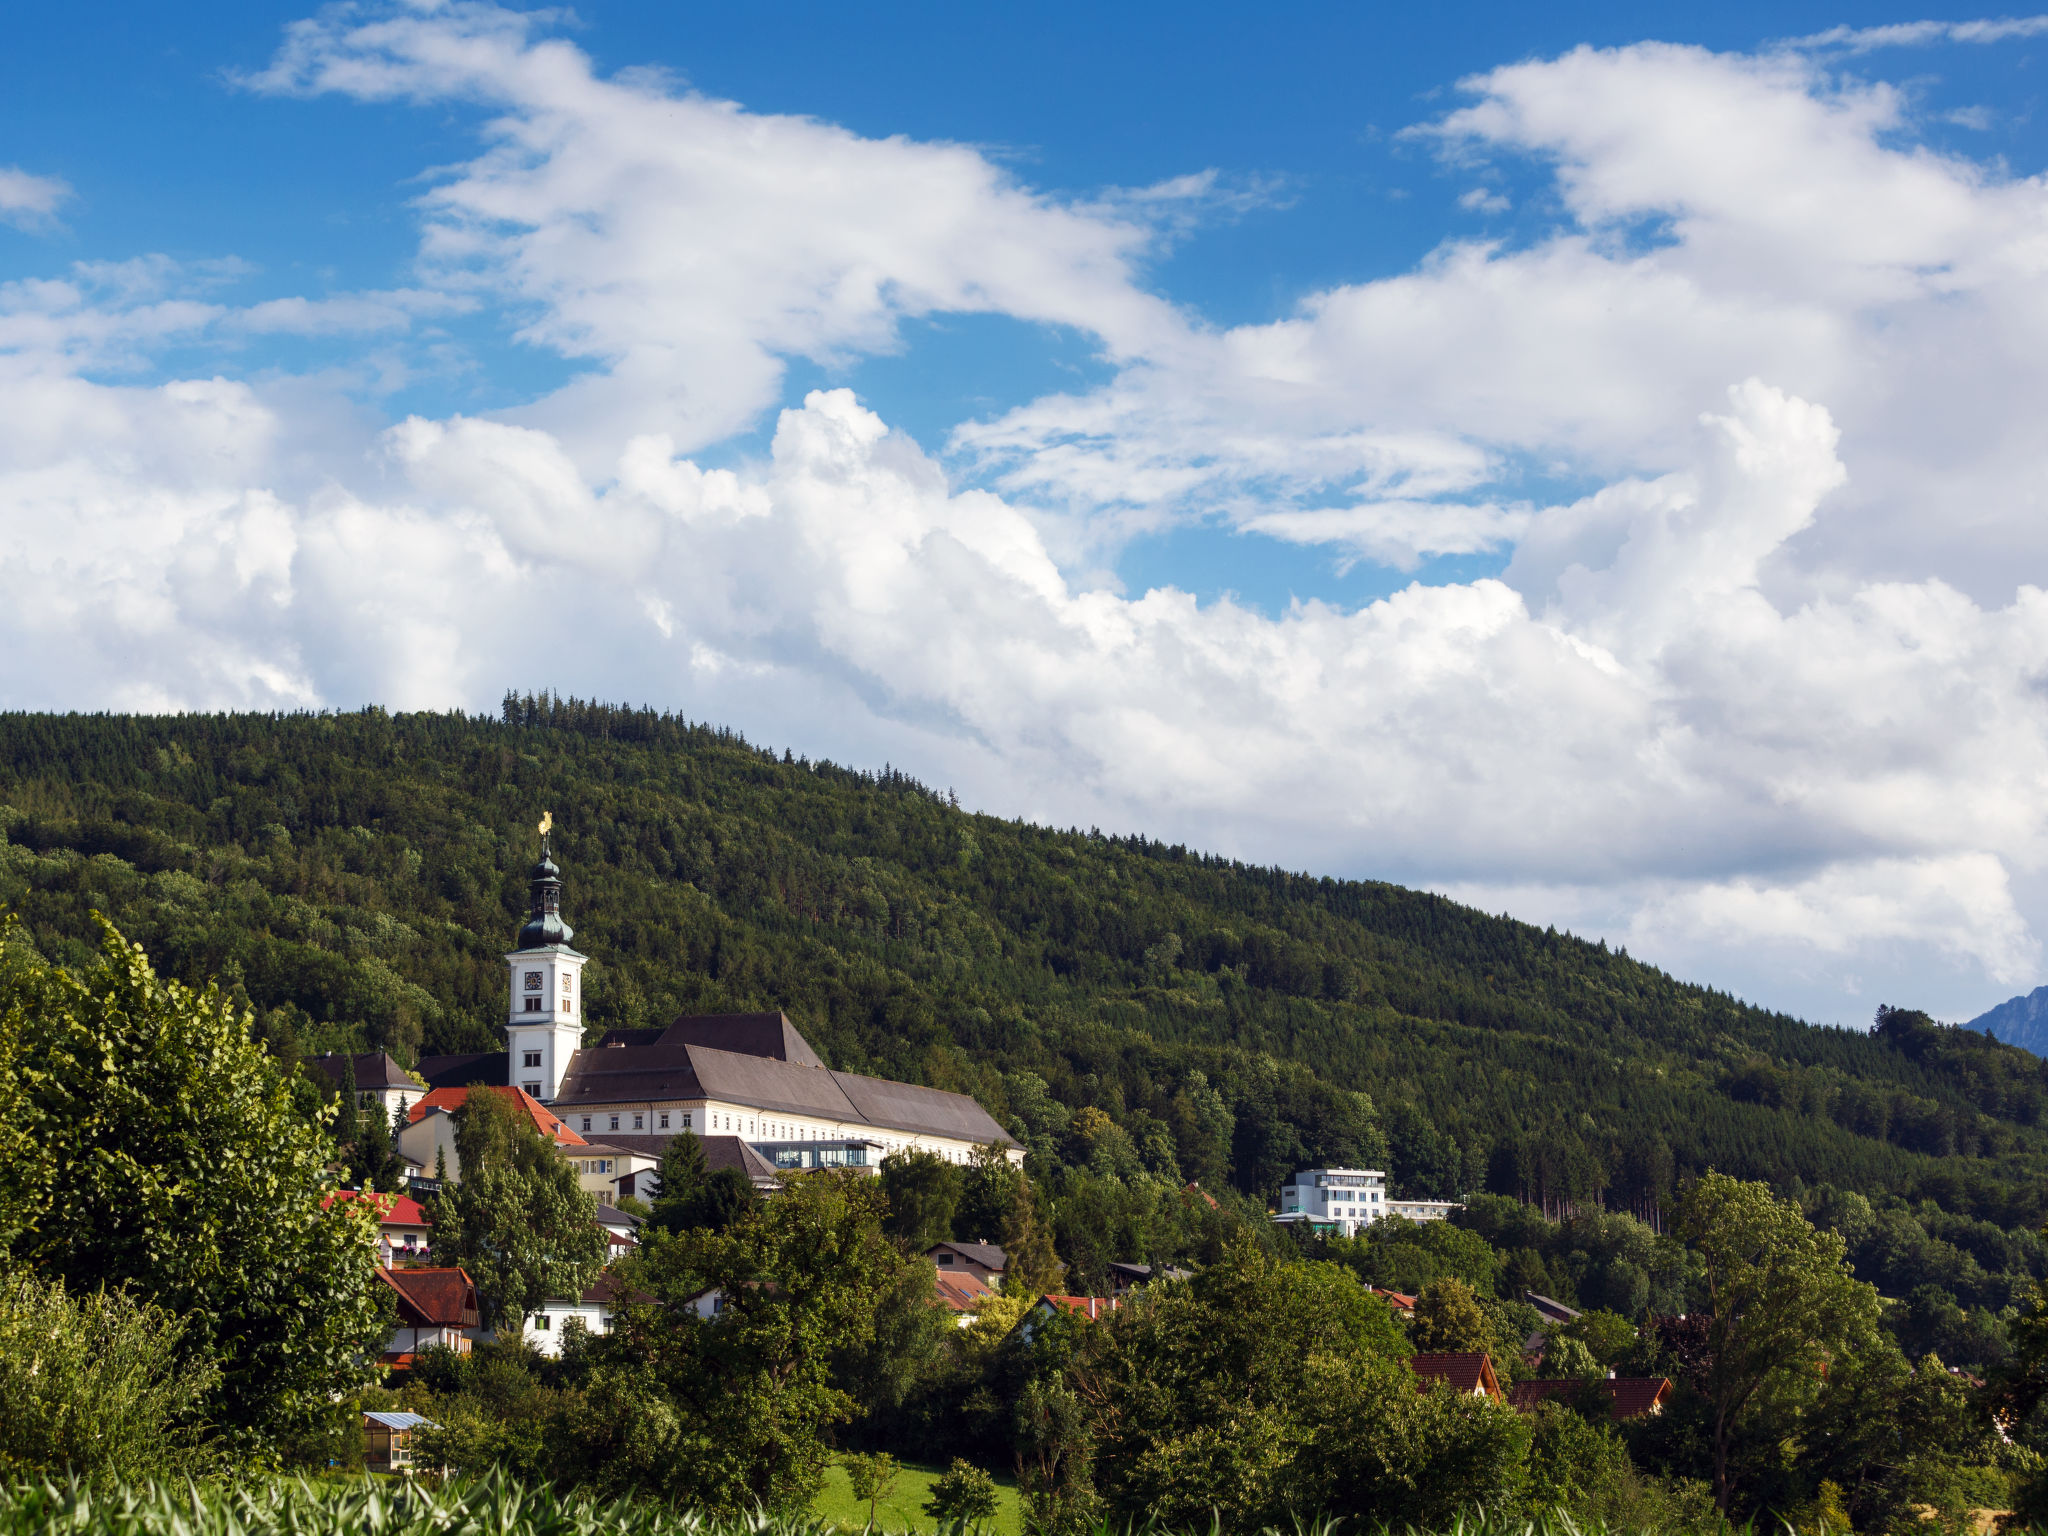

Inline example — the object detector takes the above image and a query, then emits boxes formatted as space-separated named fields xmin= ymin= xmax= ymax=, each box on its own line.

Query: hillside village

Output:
xmin=329 ymin=829 xmax=1676 ymax=1473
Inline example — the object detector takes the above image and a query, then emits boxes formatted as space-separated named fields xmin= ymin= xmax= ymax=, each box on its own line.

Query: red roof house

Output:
xmin=406 ymin=1085 xmax=587 ymax=1144
xmin=1409 ymin=1352 xmax=1505 ymax=1402
xmin=932 ymin=1267 xmax=993 ymax=1322
xmin=1508 ymin=1377 xmax=1673 ymax=1420
xmin=325 ymin=1189 xmax=433 ymax=1267
xmin=375 ymin=1266 xmax=480 ymax=1368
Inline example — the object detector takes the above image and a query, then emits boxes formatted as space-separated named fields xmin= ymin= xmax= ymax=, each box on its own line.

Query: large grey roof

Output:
xmin=555 ymin=1014 xmax=1017 ymax=1149
xmin=656 ymin=1012 xmax=825 ymax=1068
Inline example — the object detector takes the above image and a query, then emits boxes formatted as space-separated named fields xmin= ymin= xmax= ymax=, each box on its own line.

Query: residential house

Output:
xmin=1105 ymin=1262 xmax=1191 ymax=1297
xmin=1409 ymin=1352 xmax=1505 ymax=1402
xmin=376 ymin=1267 xmax=480 ymax=1368
xmin=932 ymin=1267 xmax=992 ymax=1325
xmin=604 ymin=1133 xmax=781 ymax=1199
xmin=313 ymin=1052 xmax=422 ymax=1124
xmin=1014 ymin=1292 xmax=1120 ymax=1343
xmin=396 ymin=1084 xmax=588 ymax=1182
xmin=362 ymin=1410 xmax=437 ymax=1473
xmin=1508 ymin=1377 xmax=1674 ymax=1421
xmin=1526 ymin=1292 xmax=1583 ymax=1328
xmin=325 ymin=1189 xmax=432 ymax=1268
xmin=565 ymin=1142 xmax=658 ymax=1199
xmin=928 ymin=1241 xmax=1007 ymax=1288
xmin=520 ymin=1272 xmax=651 ymax=1357
xmin=415 ymin=844 xmax=1023 ymax=1167
xmin=1370 ymin=1286 xmax=1417 ymax=1314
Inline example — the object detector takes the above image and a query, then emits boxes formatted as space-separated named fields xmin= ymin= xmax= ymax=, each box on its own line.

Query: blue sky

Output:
xmin=6 ymin=2 xmax=2048 ymax=1026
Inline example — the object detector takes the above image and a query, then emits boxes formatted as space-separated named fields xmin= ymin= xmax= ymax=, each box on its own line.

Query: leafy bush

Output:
xmin=0 ymin=1269 xmax=218 ymax=1487
xmin=922 ymin=1458 xmax=1000 ymax=1529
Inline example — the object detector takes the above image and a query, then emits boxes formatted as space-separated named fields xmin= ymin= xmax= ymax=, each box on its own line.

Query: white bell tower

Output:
xmin=504 ymin=812 xmax=586 ymax=1103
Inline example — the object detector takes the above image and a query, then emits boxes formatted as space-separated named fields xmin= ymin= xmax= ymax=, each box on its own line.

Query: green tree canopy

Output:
xmin=879 ymin=1149 xmax=962 ymax=1253
xmin=0 ymin=914 xmax=385 ymax=1456
xmin=1677 ymin=1171 xmax=1882 ymax=1511
xmin=579 ymin=1169 xmax=914 ymax=1514
xmin=428 ymin=1088 xmax=608 ymax=1329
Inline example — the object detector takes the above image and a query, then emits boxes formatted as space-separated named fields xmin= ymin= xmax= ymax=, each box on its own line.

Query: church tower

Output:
xmin=504 ymin=814 xmax=586 ymax=1102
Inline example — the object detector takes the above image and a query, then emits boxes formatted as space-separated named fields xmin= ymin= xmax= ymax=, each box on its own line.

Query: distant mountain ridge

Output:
xmin=1968 ymin=986 xmax=2048 ymax=1058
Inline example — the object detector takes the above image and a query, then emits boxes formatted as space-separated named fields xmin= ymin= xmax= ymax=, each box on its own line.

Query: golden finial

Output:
xmin=538 ymin=810 xmax=553 ymax=839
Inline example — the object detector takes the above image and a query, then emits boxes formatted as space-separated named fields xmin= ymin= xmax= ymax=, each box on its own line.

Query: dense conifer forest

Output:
xmin=3 ymin=696 xmax=2046 ymax=1327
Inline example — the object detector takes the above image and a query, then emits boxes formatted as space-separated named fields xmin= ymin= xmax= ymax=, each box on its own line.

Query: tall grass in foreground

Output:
xmin=0 ymin=1474 xmax=1804 ymax=1536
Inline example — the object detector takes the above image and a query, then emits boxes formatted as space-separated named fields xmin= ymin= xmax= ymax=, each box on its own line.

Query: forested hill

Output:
xmin=3 ymin=697 xmax=2046 ymax=1230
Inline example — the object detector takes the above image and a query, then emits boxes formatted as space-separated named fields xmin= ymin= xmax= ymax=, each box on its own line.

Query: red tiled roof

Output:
xmin=1371 ymin=1286 xmax=1417 ymax=1311
xmin=933 ymin=1269 xmax=993 ymax=1313
xmin=408 ymin=1086 xmax=587 ymax=1146
xmin=376 ymin=1266 xmax=479 ymax=1327
xmin=326 ymin=1190 xmax=432 ymax=1228
xmin=1409 ymin=1352 xmax=1504 ymax=1401
xmin=1040 ymin=1294 xmax=1119 ymax=1322
xmin=1508 ymin=1377 xmax=1672 ymax=1420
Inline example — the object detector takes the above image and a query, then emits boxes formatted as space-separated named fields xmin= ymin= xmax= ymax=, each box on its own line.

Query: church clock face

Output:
xmin=525 ymin=971 xmax=542 ymax=991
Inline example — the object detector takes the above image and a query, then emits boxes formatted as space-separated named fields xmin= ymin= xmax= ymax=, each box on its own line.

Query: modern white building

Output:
xmin=1277 ymin=1167 xmax=1388 ymax=1236
xmin=1275 ymin=1168 xmax=1463 ymax=1235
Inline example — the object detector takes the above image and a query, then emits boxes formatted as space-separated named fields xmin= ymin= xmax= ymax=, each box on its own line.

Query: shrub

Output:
xmin=0 ymin=1269 xmax=218 ymax=1487
xmin=923 ymin=1459 xmax=1000 ymax=1530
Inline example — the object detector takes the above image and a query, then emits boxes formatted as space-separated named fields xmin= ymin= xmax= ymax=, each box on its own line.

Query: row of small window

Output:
xmin=573 ymin=1159 xmax=615 ymax=1174
xmin=580 ymin=1111 xmax=690 ymax=1133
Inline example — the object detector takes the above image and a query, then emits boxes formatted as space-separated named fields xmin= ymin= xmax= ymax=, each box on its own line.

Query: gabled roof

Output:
xmin=377 ymin=1266 xmax=479 ymax=1328
xmin=314 ymin=1052 xmax=420 ymax=1091
xmin=552 ymin=1014 xmax=1020 ymax=1149
xmin=656 ymin=1011 xmax=825 ymax=1067
xmin=933 ymin=1269 xmax=992 ymax=1313
xmin=593 ymin=1203 xmax=643 ymax=1228
xmin=1526 ymin=1292 xmax=1583 ymax=1325
xmin=1508 ymin=1377 xmax=1673 ymax=1420
xmin=406 ymin=1086 xmax=586 ymax=1146
xmin=1038 ymin=1294 xmax=1119 ymax=1321
xmin=591 ymin=1133 xmax=781 ymax=1184
xmin=1370 ymin=1286 xmax=1417 ymax=1312
xmin=326 ymin=1190 xmax=432 ymax=1228
xmin=930 ymin=1241 xmax=1007 ymax=1271
xmin=414 ymin=1051 xmax=510 ymax=1091
xmin=1409 ymin=1352 xmax=1504 ymax=1401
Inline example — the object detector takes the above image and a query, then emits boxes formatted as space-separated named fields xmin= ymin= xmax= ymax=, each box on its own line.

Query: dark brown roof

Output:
xmin=1409 ymin=1353 xmax=1504 ymax=1401
xmin=1508 ymin=1377 xmax=1672 ymax=1420
xmin=378 ymin=1266 xmax=479 ymax=1328
xmin=656 ymin=1012 xmax=825 ymax=1067
xmin=415 ymin=1051 xmax=509 ymax=1090
xmin=930 ymin=1241 xmax=1007 ymax=1271
xmin=313 ymin=1052 xmax=418 ymax=1091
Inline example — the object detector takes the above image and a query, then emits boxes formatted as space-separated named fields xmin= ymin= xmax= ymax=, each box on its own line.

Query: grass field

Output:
xmin=811 ymin=1458 xmax=1023 ymax=1536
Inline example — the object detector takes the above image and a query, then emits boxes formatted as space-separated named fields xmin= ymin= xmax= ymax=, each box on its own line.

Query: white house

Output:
xmin=1277 ymin=1167 xmax=1388 ymax=1236
xmin=519 ymin=1273 xmax=642 ymax=1356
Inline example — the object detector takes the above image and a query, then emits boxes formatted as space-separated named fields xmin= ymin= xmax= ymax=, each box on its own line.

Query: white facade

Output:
xmin=1388 ymin=1198 xmax=1461 ymax=1223
xmin=566 ymin=1101 xmax=1014 ymax=1167
xmin=504 ymin=945 xmax=586 ymax=1102
xmin=1278 ymin=1167 xmax=1388 ymax=1237
xmin=520 ymin=1295 xmax=613 ymax=1356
